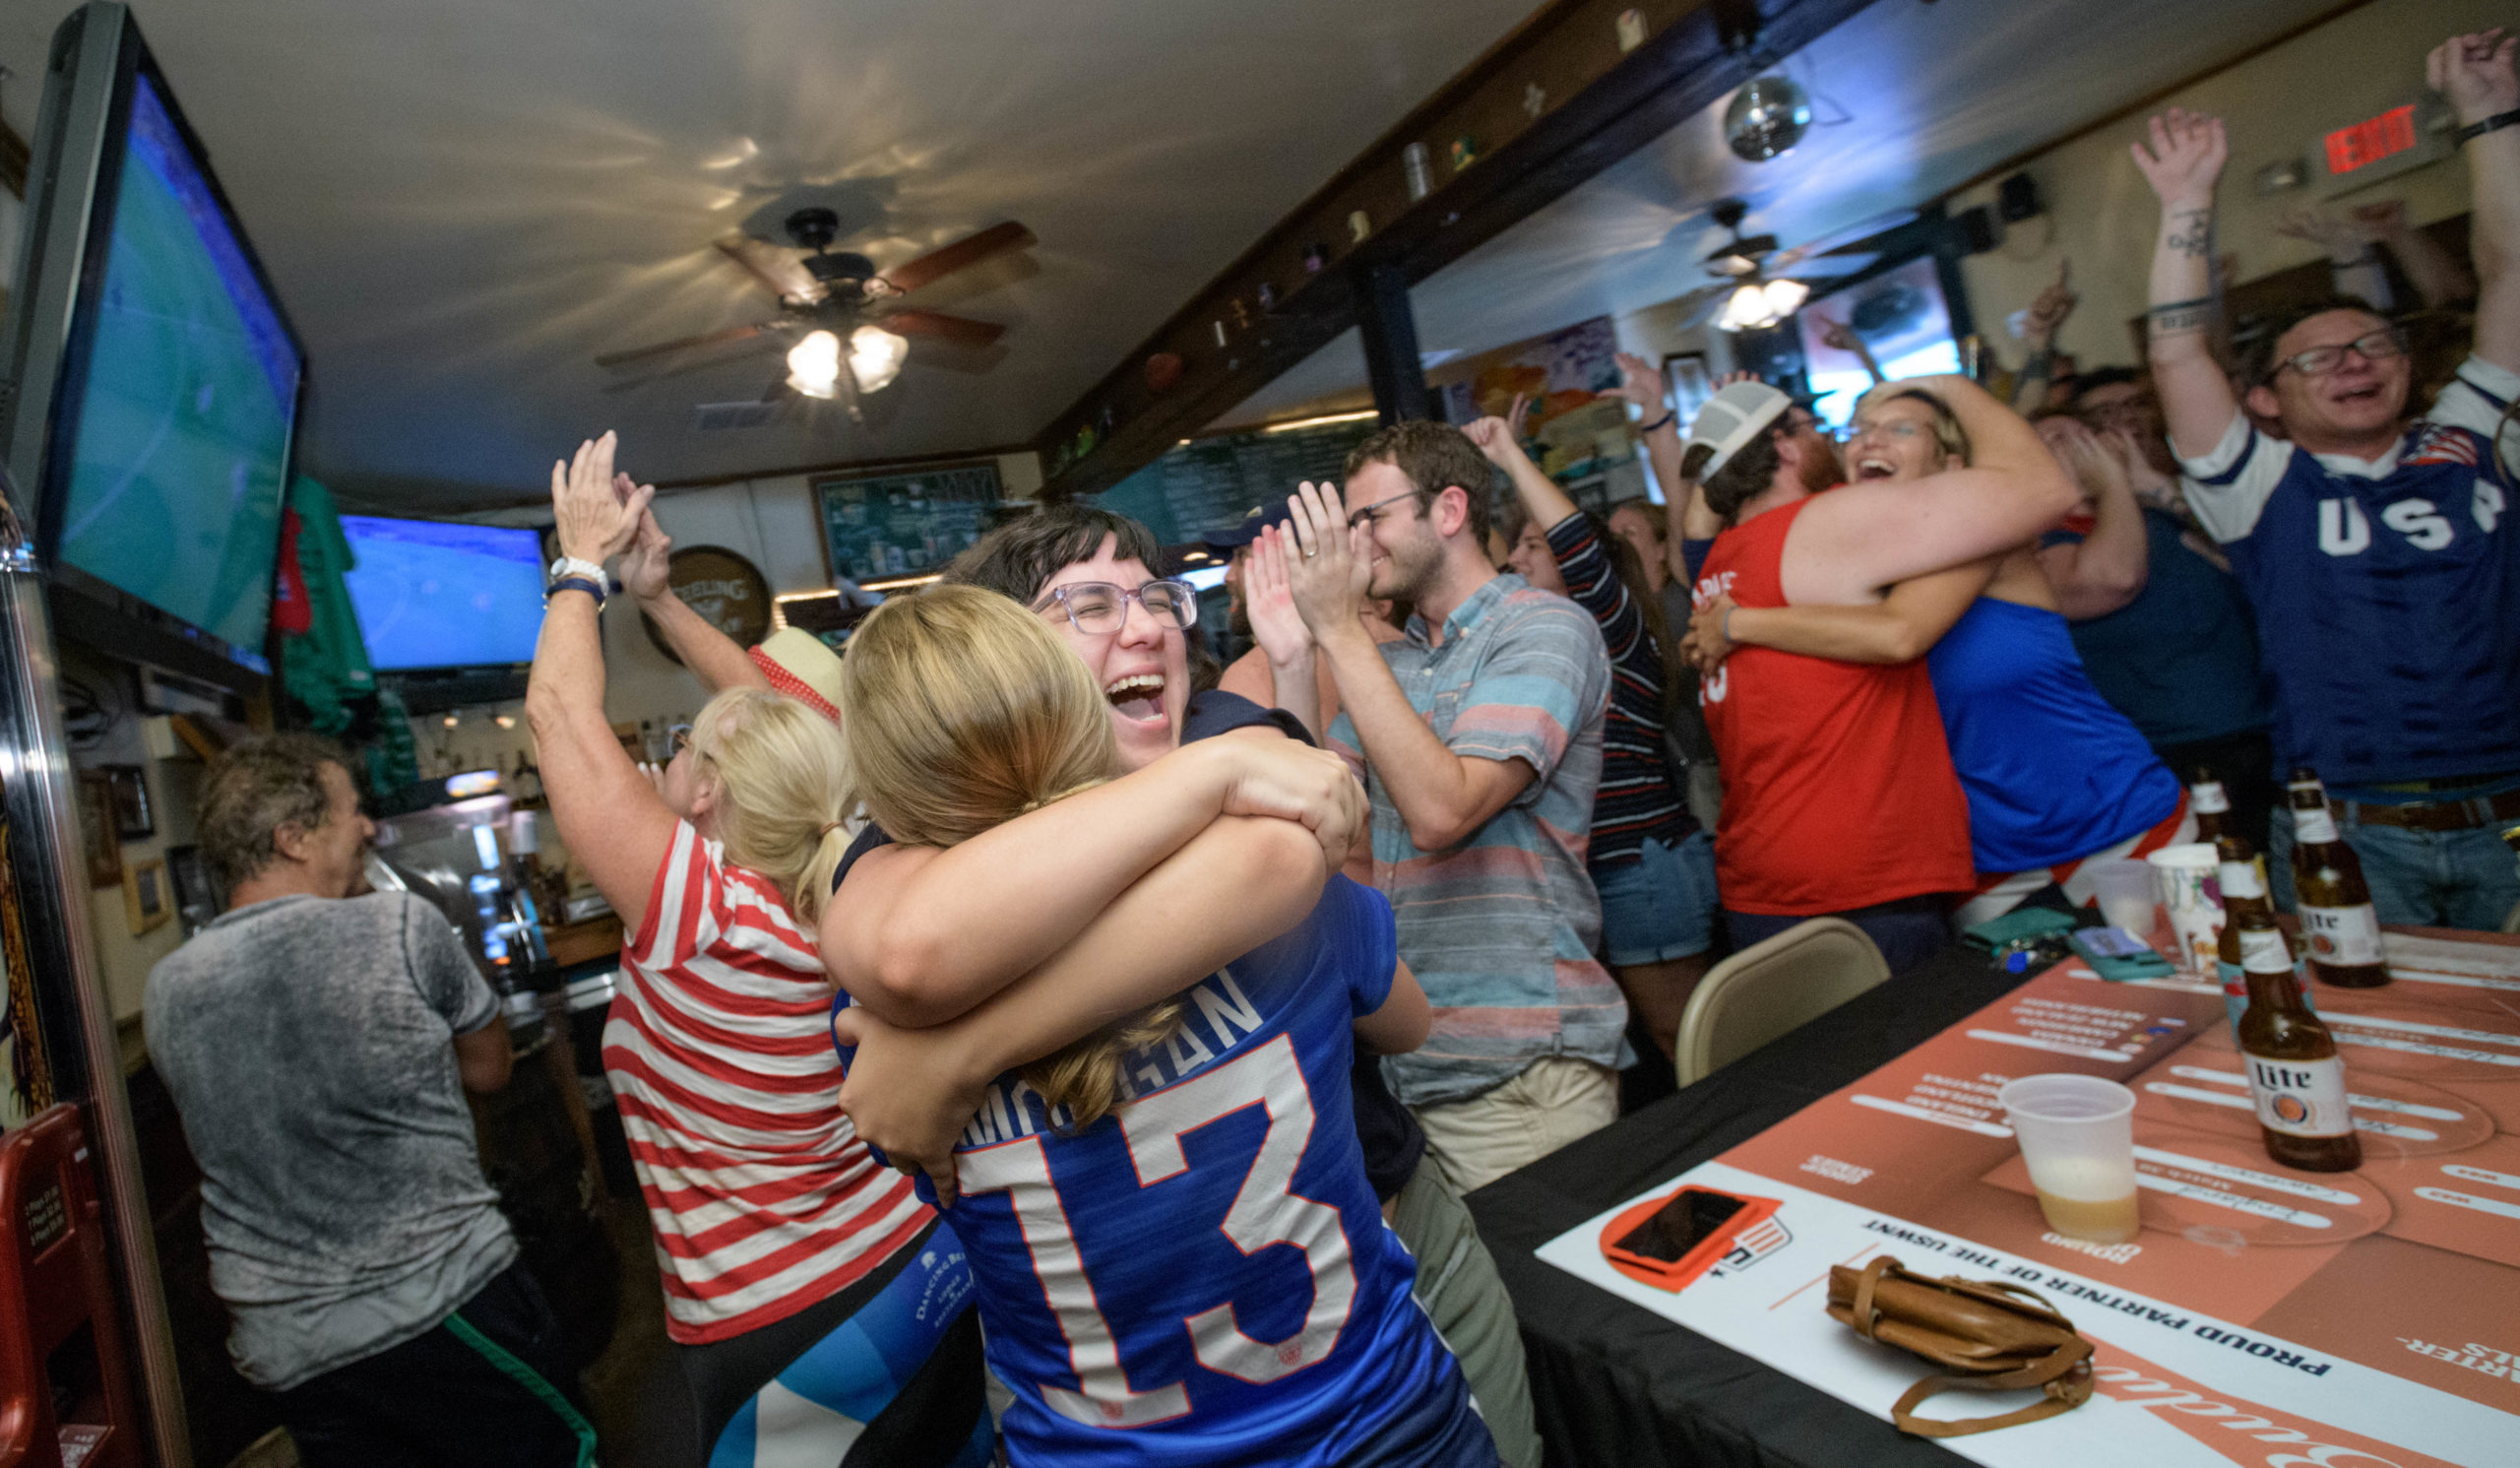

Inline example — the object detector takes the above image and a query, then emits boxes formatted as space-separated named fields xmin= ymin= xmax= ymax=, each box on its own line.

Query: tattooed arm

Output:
xmin=2134 ymin=107 xmax=2240 ymax=459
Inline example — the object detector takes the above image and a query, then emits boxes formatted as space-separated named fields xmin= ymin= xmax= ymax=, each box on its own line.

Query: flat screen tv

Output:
xmin=0 ymin=3 xmax=304 ymax=681
xmin=339 ymin=516 xmax=548 ymax=672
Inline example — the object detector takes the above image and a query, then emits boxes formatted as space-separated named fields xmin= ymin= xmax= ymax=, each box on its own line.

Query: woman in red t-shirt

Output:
xmin=532 ymin=433 xmax=991 ymax=1465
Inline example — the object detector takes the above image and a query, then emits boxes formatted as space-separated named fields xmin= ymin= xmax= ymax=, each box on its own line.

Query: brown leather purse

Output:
xmin=1825 ymin=1255 xmax=2095 ymax=1437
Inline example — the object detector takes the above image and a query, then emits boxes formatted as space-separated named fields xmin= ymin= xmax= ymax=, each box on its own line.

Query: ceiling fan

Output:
xmin=596 ymin=208 xmax=1034 ymax=420
xmin=1671 ymin=197 xmax=1892 ymax=332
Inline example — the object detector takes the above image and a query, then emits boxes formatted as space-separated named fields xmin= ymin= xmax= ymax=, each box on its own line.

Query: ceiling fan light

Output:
xmin=1720 ymin=282 xmax=1774 ymax=332
xmin=1763 ymin=278 xmax=1809 ymax=315
xmin=787 ymin=329 xmax=843 ymax=399
xmin=849 ymin=325 xmax=910 ymax=394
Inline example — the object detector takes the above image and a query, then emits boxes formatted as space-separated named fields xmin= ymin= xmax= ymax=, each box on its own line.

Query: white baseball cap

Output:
xmin=1682 ymin=380 xmax=1792 ymax=481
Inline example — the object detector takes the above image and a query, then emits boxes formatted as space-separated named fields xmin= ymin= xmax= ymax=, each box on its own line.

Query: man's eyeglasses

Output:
xmin=2272 ymin=329 xmax=2407 ymax=380
xmin=1034 ymin=579 xmax=1199 ymax=636
xmin=1346 ymin=490 xmax=1419 ymax=531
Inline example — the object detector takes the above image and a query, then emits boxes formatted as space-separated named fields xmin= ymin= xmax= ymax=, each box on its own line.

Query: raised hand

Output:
xmin=2023 ymin=261 xmax=2077 ymax=343
xmin=1608 ymin=351 xmax=1667 ymax=411
xmin=2348 ymin=199 xmax=2411 ymax=239
xmin=2131 ymin=107 xmax=2228 ymax=207
xmin=618 ymin=503 xmax=673 ymax=603
xmin=2273 ymin=206 xmax=2368 ymax=264
xmin=2430 ymin=28 xmax=2517 ymax=124
xmin=1283 ymin=480 xmax=1370 ymax=638
xmin=1461 ymin=415 xmax=1527 ymax=469
xmin=1242 ymin=526 xmax=1312 ymax=670
xmin=550 ymin=431 xmax=651 ymax=565
xmin=1504 ymin=391 xmax=1535 ymax=443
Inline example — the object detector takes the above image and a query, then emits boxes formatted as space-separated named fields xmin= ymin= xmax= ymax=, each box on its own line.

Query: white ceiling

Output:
xmin=1214 ymin=0 xmax=2345 ymax=428
xmin=0 ymin=0 xmax=1540 ymax=508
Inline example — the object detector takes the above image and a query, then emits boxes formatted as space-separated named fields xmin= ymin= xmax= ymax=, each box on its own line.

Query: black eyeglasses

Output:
xmin=2272 ymin=329 xmax=2407 ymax=380
xmin=1033 ymin=579 xmax=1199 ymax=636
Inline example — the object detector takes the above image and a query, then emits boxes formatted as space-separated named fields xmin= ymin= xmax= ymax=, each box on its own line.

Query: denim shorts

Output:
xmin=1593 ymin=830 xmax=1718 ymax=966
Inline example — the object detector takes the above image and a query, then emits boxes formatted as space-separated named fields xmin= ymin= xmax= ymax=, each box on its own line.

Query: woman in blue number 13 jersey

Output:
xmin=829 ymin=586 xmax=1497 ymax=1468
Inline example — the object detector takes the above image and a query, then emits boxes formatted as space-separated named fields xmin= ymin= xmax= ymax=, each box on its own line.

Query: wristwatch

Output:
xmin=547 ymin=555 xmax=607 ymax=606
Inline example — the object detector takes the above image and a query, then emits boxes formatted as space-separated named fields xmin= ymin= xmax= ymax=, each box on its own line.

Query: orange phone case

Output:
xmin=1598 ymin=1184 xmax=1782 ymax=1292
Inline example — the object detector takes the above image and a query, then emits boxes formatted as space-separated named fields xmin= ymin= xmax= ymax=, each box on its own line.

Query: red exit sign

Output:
xmin=2324 ymin=104 xmax=2418 ymax=174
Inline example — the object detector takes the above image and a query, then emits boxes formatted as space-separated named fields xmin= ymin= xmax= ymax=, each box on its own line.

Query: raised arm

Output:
xmin=2434 ymin=29 xmax=2520 ymax=370
xmin=823 ymin=734 xmax=1362 ymax=1026
xmin=1817 ymin=317 xmax=1886 ymax=386
xmin=1781 ymin=375 xmax=2079 ymax=606
xmin=2134 ymin=107 xmax=2239 ymax=459
xmin=2010 ymin=262 xmax=2077 ymax=411
xmin=2036 ymin=419 xmax=2151 ymax=620
xmin=828 ymin=812 xmax=1332 ymax=1199
xmin=1240 ymin=527 xmax=1321 ymax=738
xmin=2275 ymin=207 xmax=2395 ymax=312
xmin=1688 ymin=560 xmax=1991 ymax=670
xmin=525 ymin=433 xmax=679 ymax=934
xmin=616 ymin=502 xmax=774 ymax=699
xmin=1467 ymin=414 xmax=1578 ymax=534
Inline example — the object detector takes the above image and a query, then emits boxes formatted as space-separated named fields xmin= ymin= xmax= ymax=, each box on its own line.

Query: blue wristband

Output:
xmin=547 ymin=575 xmax=605 ymax=606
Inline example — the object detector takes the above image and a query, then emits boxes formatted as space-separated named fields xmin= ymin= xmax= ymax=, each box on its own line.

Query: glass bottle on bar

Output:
xmin=2287 ymin=768 xmax=2388 ymax=989
xmin=2187 ymin=770 xmax=2234 ymax=847
xmin=2213 ymin=837 xmax=2308 ymax=1035
xmin=2229 ymin=896 xmax=2362 ymax=1173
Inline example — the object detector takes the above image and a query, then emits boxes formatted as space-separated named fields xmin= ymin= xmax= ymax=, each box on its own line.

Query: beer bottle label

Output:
xmin=2247 ymin=1054 xmax=2355 ymax=1139
xmin=2301 ymin=903 xmax=2383 ymax=965
xmin=2238 ymin=927 xmax=2294 ymax=973
xmin=2189 ymin=782 xmax=2231 ymax=814
xmin=2293 ymin=805 xmax=2341 ymax=844
xmin=2218 ymin=861 xmax=2266 ymax=901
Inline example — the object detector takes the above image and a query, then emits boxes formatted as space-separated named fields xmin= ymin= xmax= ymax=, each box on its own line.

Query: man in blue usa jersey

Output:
xmin=2136 ymin=29 xmax=2520 ymax=929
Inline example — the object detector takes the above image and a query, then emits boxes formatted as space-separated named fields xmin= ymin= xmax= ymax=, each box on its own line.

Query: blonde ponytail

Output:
xmin=842 ymin=585 xmax=1184 ymax=1127
xmin=682 ymin=687 xmax=855 ymax=925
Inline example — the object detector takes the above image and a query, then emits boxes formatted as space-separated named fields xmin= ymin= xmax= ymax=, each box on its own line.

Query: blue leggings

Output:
xmin=694 ymin=1219 xmax=993 ymax=1468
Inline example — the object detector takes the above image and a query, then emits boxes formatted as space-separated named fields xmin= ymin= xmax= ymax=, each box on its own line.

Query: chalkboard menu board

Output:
xmin=814 ymin=462 xmax=1003 ymax=582
xmin=1103 ymin=418 xmax=1378 ymax=545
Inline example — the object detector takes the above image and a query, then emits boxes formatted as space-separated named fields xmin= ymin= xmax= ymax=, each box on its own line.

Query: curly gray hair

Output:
xmin=198 ymin=734 xmax=354 ymax=889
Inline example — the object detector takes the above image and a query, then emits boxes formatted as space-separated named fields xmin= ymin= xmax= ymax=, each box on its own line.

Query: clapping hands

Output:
xmin=550 ymin=432 xmax=654 ymax=566
xmin=1282 ymin=480 xmax=1372 ymax=639
xmin=1241 ymin=525 xmax=1312 ymax=670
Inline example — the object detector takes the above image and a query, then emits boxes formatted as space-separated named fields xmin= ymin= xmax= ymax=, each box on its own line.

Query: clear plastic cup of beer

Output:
xmin=1997 ymin=1074 xmax=2141 ymax=1244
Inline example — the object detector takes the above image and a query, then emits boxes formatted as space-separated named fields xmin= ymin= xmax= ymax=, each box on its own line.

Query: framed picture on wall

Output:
xmin=814 ymin=462 xmax=1003 ymax=586
xmin=124 ymin=858 xmax=171 ymax=936
xmin=164 ymin=845 xmax=219 ymax=935
xmin=74 ymin=769 xmax=120 ymax=889
xmin=1664 ymin=352 xmax=1713 ymax=430
xmin=102 ymin=764 xmax=152 ymax=839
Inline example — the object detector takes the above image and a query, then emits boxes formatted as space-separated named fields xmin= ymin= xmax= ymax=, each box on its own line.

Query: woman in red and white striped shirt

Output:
xmin=530 ymin=433 xmax=990 ymax=1466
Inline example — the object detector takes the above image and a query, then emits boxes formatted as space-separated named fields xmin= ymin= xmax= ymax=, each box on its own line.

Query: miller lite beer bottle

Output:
xmin=2286 ymin=769 xmax=2388 ymax=989
xmin=2232 ymin=901 xmax=2362 ymax=1173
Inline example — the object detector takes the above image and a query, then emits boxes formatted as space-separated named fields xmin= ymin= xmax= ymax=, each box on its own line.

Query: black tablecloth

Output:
xmin=1467 ymin=943 xmax=2032 ymax=1467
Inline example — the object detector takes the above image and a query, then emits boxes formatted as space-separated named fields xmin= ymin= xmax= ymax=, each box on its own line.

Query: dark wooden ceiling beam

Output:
xmin=1033 ymin=0 xmax=1881 ymax=501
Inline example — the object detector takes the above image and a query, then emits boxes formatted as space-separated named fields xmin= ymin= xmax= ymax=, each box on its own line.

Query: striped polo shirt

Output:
xmin=1328 ymin=574 xmax=1622 ymax=1109
xmin=605 ymin=821 xmax=930 ymax=1343
xmin=1543 ymin=513 xmax=1695 ymax=866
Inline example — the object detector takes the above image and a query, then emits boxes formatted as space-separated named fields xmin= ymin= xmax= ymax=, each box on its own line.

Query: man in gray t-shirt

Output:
xmin=147 ymin=735 xmax=589 ymax=1464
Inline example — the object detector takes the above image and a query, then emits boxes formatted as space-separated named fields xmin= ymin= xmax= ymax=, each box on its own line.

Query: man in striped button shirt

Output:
xmin=1285 ymin=421 xmax=1618 ymax=1194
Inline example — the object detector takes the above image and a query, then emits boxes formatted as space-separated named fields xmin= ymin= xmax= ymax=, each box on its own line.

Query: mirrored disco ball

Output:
xmin=1724 ymin=75 xmax=1812 ymax=162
